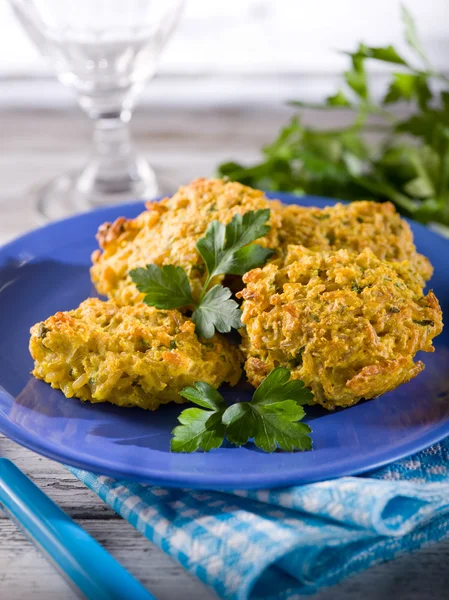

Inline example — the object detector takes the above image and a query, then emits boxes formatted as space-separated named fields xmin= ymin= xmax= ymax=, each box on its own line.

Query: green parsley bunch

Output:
xmin=130 ymin=208 xmax=273 ymax=338
xmin=218 ymin=5 xmax=449 ymax=227
xmin=172 ymin=368 xmax=313 ymax=453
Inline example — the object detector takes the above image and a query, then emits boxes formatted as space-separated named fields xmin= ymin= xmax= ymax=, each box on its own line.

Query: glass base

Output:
xmin=36 ymin=160 xmax=159 ymax=222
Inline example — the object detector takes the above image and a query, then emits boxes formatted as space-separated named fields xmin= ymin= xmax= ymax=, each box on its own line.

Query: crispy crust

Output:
xmin=280 ymin=201 xmax=433 ymax=283
xmin=90 ymin=178 xmax=284 ymax=305
xmin=239 ymin=246 xmax=442 ymax=409
xmin=30 ymin=298 xmax=242 ymax=410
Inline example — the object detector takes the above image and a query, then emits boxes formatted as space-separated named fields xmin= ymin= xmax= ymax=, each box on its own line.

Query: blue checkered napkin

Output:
xmin=70 ymin=439 xmax=449 ymax=600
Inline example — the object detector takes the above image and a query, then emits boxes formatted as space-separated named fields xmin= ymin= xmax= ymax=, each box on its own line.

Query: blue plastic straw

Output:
xmin=0 ymin=458 xmax=155 ymax=600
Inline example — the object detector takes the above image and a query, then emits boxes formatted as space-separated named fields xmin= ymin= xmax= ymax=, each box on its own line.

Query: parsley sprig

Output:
xmin=218 ymin=6 xmax=449 ymax=227
xmin=130 ymin=209 xmax=273 ymax=338
xmin=171 ymin=368 xmax=313 ymax=453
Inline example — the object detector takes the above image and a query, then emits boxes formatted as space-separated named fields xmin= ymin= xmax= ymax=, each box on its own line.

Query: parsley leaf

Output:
xmin=342 ymin=44 xmax=407 ymax=66
xmin=130 ymin=209 xmax=273 ymax=338
xmin=196 ymin=209 xmax=274 ymax=279
xmin=384 ymin=73 xmax=431 ymax=110
xmin=223 ymin=367 xmax=313 ymax=452
xmin=223 ymin=403 xmax=312 ymax=453
xmin=171 ymin=381 xmax=226 ymax=452
xmin=179 ymin=380 xmax=227 ymax=409
xmin=171 ymin=409 xmax=225 ymax=452
xmin=326 ymin=90 xmax=351 ymax=107
xmin=171 ymin=368 xmax=313 ymax=454
xmin=192 ymin=285 xmax=242 ymax=339
xmin=130 ymin=264 xmax=194 ymax=309
xmin=252 ymin=366 xmax=314 ymax=406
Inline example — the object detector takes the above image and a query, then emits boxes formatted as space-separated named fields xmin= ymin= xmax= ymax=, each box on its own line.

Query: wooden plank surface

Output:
xmin=1 ymin=93 xmax=449 ymax=600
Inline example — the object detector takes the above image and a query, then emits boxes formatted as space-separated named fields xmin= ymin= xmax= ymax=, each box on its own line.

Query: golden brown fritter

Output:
xmin=30 ymin=298 xmax=242 ymax=410
xmin=280 ymin=201 xmax=432 ymax=283
xmin=238 ymin=246 xmax=442 ymax=409
xmin=91 ymin=179 xmax=432 ymax=312
xmin=91 ymin=178 xmax=283 ymax=306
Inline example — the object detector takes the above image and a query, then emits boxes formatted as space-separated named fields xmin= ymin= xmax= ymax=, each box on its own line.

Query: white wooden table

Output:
xmin=1 ymin=81 xmax=449 ymax=600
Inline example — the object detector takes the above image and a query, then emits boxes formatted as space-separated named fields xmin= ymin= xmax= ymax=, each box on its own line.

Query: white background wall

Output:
xmin=0 ymin=0 xmax=448 ymax=77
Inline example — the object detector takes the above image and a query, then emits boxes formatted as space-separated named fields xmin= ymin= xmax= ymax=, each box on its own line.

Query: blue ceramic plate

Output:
xmin=1 ymin=194 xmax=448 ymax=490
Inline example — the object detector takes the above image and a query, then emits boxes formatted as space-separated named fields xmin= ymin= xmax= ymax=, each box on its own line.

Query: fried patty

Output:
xmin=91 ymin=178 xmax=432 ymax=312
xmin=238 ymin=246 xmax=442 ymax=409
xmin=91 ymin=178 xmax=283 ymax=306
xmin=30 ymin=298 xmax=242 ymax=410
xmin=280 ymin=201 xmax=432 ymax=284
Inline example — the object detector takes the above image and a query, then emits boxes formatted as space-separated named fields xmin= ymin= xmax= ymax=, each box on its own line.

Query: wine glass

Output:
xmin=8 ymin=0 xmax=184 ymax=220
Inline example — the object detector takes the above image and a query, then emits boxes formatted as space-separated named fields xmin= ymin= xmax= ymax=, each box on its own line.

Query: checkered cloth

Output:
xmin=70 ymin=438 xmax=449 ymax=600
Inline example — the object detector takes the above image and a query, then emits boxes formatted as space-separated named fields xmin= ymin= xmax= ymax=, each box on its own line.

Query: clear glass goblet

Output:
xmin=8 ymin=0 xmax=184 ymax=220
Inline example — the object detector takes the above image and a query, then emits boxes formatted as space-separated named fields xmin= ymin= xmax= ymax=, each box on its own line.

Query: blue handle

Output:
xmin=0 ymin=458 xmax=155 ymax=600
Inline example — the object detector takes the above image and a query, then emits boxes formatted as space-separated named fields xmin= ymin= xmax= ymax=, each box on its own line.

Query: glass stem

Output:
xmin=81 ymin=111 xmax=135 ymax=194
xmin=75 ymin=103 xmax=157 ymax=206
xmin=94 ymin=110 xmax=132 ymax=159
